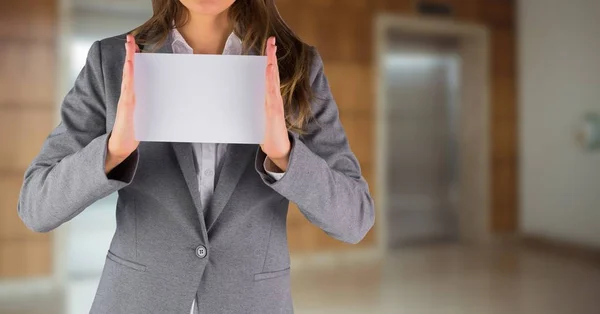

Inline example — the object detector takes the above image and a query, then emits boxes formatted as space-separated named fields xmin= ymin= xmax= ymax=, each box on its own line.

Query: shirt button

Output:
xmin=195 ymin=245 xmax=207 ymax=259
xmin=204 ymin=169 xmax=214 ymax=176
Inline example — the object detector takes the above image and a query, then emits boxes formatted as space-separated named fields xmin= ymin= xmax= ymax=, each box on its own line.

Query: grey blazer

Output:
xmin=17 ymin=33 xmax=375 ymax=314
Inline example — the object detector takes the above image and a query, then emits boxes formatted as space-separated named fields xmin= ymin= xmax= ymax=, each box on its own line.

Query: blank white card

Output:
xmin=133 ymin=53 xmax=267 ymax=143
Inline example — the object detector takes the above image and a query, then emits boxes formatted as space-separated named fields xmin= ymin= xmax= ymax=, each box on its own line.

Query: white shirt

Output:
xmin=169 ymin=29 xmax=285 ymax=314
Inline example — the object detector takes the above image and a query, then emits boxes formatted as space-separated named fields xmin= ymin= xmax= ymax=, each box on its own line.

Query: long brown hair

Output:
xmin=131 ymin=0 xmax=314 ymax=133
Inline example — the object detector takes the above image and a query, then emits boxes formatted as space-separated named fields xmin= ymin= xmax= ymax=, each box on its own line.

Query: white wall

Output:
xmin=518 ymin=0 xmax=600 ymax=247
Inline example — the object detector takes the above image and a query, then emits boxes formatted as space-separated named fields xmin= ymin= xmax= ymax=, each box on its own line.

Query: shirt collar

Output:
xmin=170 ymin=28 xmax=243 ymax=55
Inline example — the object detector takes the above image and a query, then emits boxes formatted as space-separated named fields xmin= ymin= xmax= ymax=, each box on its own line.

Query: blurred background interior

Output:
xmin=1 ymin=0 xmax=600 ymax=313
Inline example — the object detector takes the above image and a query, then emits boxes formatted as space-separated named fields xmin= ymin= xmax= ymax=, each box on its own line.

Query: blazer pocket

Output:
xmin=254 ymin=267 xmax=291 ymax=282
xmin=106 ymin=250 xmax=147 ymax=272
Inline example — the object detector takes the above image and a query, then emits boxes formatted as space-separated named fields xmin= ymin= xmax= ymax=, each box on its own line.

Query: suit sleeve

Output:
xmin=18 ymin=41 xmax=139 ymax=233
xmin=255 ymin=49 xmax=375 ymax=244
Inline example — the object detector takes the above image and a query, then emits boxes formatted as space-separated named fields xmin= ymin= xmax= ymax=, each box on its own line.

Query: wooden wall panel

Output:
xmin=324 ymin=63 xmax=374 ymax=112
xmin=451 ymin=0 xmax=483 ymax=22
xmin=490 ymin=23 xmax=518 ymax=232
xmin=374 ymin=0 xmax=413 ymax=14
xmin=0 ymin=43 xmax=56 ymax=107
xmin=286 ymin=203 xmax=305 ymax=227
xmin=481 ymin=0 xmax=515 ymax=27
xmin=344 ymin=114 xmax=375 ymax=167
xmin=313 ymin=9 xmax=373 ymax=63
xmin=305 ymin=0 xmax=336 ymax=8
xmin=0 ymin=240 xmax=52 ymax=278
xmin=0 ymin=0 xmax=57 ymax=279
xmin=333 ymin=0 xmax=372 ymax=11
xmin=492 ymin=156 xmax=518 ymax=231
xmin=0 ymin=0 xmax=56 ymax=41
xmin=0 ymin=109 xmax=54 ymax=171
xmin=276 ymin=4 xmax=319 ymax=46
xmin=491 ymin=77 xmax=517 ymax=136
xmin=491 ymin=28 xmax=516 ymax=79
xmin=287 ymin=204 xmax=321 ymax=252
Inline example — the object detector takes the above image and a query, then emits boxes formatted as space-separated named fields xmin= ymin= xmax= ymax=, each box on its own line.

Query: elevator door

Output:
xmin=384 ymin=35 xmax=460 ymax=247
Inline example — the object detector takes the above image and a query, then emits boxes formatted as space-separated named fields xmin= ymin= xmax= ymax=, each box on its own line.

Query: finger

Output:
xmin=266 ymin=42 xmax=272 ymax=66
xmin=265 ymin=36 xmax=275 ymax=57
xmin=121 ymin=40 xmax=130 ymax=93
xmin=126 ymin=59 xmax=134 ymax=100
xmin=265 ymin=39 xmax=275 ymax=96
xmin=126 ymin=36 xmax=136 ymax=75
xmin=126 ymin=34 xmax=135 ymax=63
xmin=269 ymin=64 xmax=279 ymax=99
xmin=273 ymin=45 xmax=280 ymax=88
xmin=128 ymin=36 xmax=137 ymax=93
xmin=122 ymin=36 xmax=136 ymax=102
xmin=270 ymin=47 xmax=283 ymax=104
xmin=268 ymin=64 xmax=281 ymax=116
xmin=265 ymin=37 xmax=281 ymax=89
xmin=265 ymin=64 xmax=273 ymax=117
xmin=132 ymin=35 xmax=140 ymax=53
xmin=265 ymin=39 xmax=280 ymax=89
xmin=272 ymin=64 xmax=285 ymax=114
xmin=266 ymin=64 xmax=275 ymax=100
xmin=264 ymin=37 xmax=269 ymax=56
xmin=268 ymin=37 xmax=278 ymax=65
xmin=269 ymin=63 xmax=285 ymax=117
xmin=121 ymin=62 xmax=133 ymax=103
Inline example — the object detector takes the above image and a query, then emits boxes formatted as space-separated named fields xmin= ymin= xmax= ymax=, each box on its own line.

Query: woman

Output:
xmin=18 ymin=0 xmax=374 ymax=313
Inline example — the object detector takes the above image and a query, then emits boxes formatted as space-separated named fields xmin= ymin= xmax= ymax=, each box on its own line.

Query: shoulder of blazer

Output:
xmin=307 ymin=46 xmax=333 ymax=103
xmin=98 ymin=33 xmax=129 ymax=50
xmin=308 ymin=45 xmax=325 ymax=85
xmin=90 ymin=33 xmax=128 ymax=68
xmin=91 ymin=33 xmax=130 ymax=76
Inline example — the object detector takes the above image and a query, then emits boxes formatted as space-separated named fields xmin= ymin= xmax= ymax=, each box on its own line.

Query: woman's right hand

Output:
xmin=105 ymin=34 xmax=140 ymax=174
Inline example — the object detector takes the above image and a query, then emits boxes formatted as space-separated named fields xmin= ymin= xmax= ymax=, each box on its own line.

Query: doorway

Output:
xmin=375 ymin=16 xmax=491 ymax=251
xmin=384 ymin=34 xmax=460 ymax=247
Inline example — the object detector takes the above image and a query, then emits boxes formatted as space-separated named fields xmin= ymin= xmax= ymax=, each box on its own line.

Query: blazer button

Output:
xmin=195 ymin=245 xmax=207 ymax=259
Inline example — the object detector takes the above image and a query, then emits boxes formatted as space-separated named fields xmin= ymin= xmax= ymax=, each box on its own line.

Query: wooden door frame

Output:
xmin=375 ymin=15 xmax=492 ymax=254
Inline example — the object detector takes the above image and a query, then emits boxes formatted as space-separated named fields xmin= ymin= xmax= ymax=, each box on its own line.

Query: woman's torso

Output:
xmin=89 ymin=33 xmax=294 ymax=314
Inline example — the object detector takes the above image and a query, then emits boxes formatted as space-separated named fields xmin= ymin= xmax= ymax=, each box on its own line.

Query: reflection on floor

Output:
xmin=1 ymin=245 xmax=599 ymax=314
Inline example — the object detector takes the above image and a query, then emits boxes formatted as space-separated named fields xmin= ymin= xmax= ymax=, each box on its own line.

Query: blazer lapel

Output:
xmin=206 ymin=144 xmax=257 ymax=232
xmin=171 ymin=143 xmax=204 ymax=217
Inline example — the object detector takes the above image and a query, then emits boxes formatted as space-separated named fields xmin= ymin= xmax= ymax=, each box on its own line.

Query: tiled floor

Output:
xmin=1 ymin=245 xmax=599 ymax=314
xmin=291 ymin=245 xmax=600 ymax=314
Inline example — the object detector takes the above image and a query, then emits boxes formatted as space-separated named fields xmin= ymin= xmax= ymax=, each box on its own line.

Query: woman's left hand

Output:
xmin=260 ymin=36 xmax=290 ymax=172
